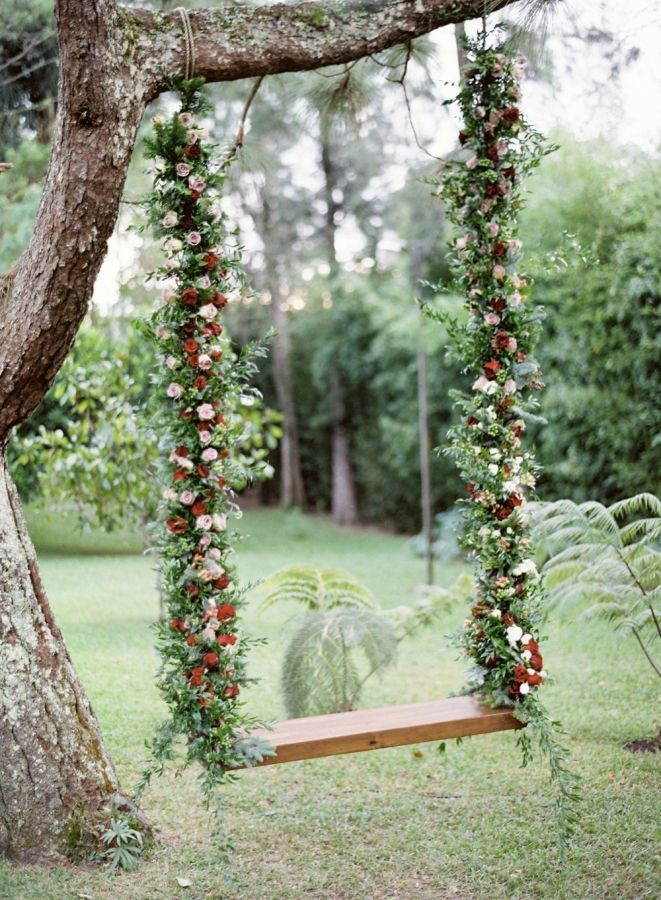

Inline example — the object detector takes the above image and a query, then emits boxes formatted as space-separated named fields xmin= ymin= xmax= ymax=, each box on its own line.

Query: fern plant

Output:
xmin=261 ymin=566 xmax=468 ymax=717
xmin=531 ymin=493 xmax=660 ymax=677
xmin=281 ymin=606 xmax=398 ymax=717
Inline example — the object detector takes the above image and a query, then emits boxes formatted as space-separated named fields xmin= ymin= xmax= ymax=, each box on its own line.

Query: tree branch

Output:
xmin=131 ymin=0 xmax=518 ymax=96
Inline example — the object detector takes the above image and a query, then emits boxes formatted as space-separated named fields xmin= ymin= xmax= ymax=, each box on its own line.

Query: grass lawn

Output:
xmin=2 ymin=508 xmax=659 ymax=899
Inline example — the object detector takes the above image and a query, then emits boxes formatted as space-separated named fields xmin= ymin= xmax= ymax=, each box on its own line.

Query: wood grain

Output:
xmin=241 ymin=696 xmax=521 ymax=767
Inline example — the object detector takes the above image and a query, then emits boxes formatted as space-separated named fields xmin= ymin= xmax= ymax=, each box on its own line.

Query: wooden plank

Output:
xmin=241 ymin=696 xmax=521 ymax=768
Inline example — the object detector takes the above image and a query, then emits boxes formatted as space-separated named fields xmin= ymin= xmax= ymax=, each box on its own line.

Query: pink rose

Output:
xmin=466 ymin=155 xmax=477 ymax=170
xmin=509 ymin=292 xmax=523 ymax=308
xmin=188 ymin=174 xmax=206 ymax=192
xmin=167 ymin=382 xmax=183 ymax=399
xmin=201 ymin=447 xmax=218 ymax=462
xmin=488 ymin=221 xmax=499 ymax=237
xmin=197 ymin=403 xmax=215 ymax=420
xmin=199 ymin=431 xmax=212 ymax=444
xmin=198 ymin=275 xmax=211 ymax=289
xmin=186 ymin=129 xmax=199 ymax=144
xmin=212 ymin=513 xmax=227 ymax=531
xmin=187 ymin=232 xmax=202 ymax=246
xmin=208 ymin=547 xmax=221 ymax=560
xmin=196 ymin=515 xmax=213 ymax=531
xmin=162 ymin=211 xmax=178 ymax=228
xmin=197 ymin=354 xmax=212 ymax=370
xmin=198 ymin=303 xmax=217 ymax=320
xmin=493 ymin=265 xmax=506 ymax=280
xmin=176 ymin=163 xmax=190 ymax=177
xmin=155 ymin=326 xmax=171 ymax=340
xmin=165 ymin=355 xmax=179 ymax=370
xmin=179 ymin=490 xmax=195 ymax=505
xmin=179 ymin=112 xmax=194 ymax=127
xmin=199 ymin=534 xmax=212 ymax=548
xmin=484 ymin=312 xmax=500 ymax=326
xmin=503 ymin=379 xmax=517 ymax=394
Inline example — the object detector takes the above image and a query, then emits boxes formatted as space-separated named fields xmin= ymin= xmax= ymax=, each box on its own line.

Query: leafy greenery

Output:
xmin=99 ymin=813 xmax=145 ymax=872
xmin=531 ymin=493 xmax=661 ymax=677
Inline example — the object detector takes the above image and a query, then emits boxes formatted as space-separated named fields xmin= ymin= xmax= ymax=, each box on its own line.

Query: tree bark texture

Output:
xmin=0 ymin=451 xmax=119 ymax=860
xmin=0 ymin=0 xmax=518 ymax=861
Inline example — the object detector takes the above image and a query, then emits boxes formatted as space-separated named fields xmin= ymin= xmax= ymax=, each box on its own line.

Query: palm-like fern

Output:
xmin=260 ymin=565 xmax=377 ymax=614
xmin=531 ymin=493 xmax=661 ymax=676
xmin=281 ymin=607 xmax=397 ymax=718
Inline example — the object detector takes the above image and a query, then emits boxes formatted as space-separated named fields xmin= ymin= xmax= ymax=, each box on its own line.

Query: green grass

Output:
xmin=2 ymin=509 xmax=659 ymax=899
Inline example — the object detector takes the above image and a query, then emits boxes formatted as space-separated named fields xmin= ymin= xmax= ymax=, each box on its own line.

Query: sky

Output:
xmin=93 ymin=0 xmax=661 ymax=309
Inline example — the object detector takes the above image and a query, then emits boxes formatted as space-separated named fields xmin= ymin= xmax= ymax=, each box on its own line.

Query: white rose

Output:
xmin=506 ymin=624 xmax=523 ymax=646
xmin=488 ymin=464 xmax=499 ymax=476
xmin=519 ymin=682 xmax=530 ymax=695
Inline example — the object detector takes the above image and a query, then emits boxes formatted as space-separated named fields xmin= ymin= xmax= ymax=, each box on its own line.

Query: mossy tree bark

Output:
xmin=0 ymin=0 xmax=518 ymax=861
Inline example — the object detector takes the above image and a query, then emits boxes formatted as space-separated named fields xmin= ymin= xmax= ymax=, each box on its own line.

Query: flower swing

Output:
xmin=138 ymin=25 xmax=578 ymax=844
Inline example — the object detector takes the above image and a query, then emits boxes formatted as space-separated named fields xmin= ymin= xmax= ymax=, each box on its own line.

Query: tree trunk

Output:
xmin=321 ymin=137 xmax=357 ymax=525
xmin=330 ymin=371 xmax=358 ymax=525
xmin=0 ymin=450 xmax=119 ymax=860
xmin=260 ymin=192 xmax=305 ymax=509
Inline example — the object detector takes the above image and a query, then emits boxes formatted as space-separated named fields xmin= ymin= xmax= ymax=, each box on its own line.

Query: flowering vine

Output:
xmin=430 ymin=30 xmax=579 ymax=846
xmin=135 ymin=78 xmax=273 ymax=811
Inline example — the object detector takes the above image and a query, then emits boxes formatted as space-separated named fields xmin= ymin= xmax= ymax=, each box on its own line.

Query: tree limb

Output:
xmin=131 ymin=0 xmax=518 ymax=96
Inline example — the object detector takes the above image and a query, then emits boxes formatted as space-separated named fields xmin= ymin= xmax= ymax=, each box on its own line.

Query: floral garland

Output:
xmin=430 ymin=30 xmax=579 ymax=845
xmin=136 ymin=79 xmax=272 ymax=809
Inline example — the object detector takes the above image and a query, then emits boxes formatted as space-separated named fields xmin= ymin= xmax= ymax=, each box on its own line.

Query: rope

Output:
xmin=176 ymin=7 xmax=196 ymax=80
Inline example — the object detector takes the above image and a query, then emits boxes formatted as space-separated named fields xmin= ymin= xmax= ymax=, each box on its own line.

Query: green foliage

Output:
xmin=523 ymin=142 xmax=661 ymax=501
xmin=260 ymin=564 xmax=377 ymax=614
xmin=281 ymin=606 xmax=397 ymax=717
xmin=531 ymin=493 xmax=661 ymax=677
xmin=99 ymin=814 xmax=145 ymax=872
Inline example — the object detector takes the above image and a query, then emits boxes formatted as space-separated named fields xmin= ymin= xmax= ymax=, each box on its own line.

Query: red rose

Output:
xmin=211 ymin=348 xmax=223 ymax=361
xmin=513 ymin=664 xmax=528 ymax=683
xmin=185 ymin=584 xmax=200 ymax=597
xmin=203 ymin=651 xmax=219 ymax=669
xmin=186 ymin=634 xmax=197 ymax=647
xmin=217 ymin=476 xmax=226 ymax=488
xmin=197 ymin=464 xmax=210 ymax=477
xmin=495 ymin=507 xmax=511 ymax=521
xmin=217 ymin=633 xmax=237 ymax=647
xmin=181 ymin=214 xmax=196 ymax=230
xmin=166 ymin=516 xmax=187 ymax=534
xmin=485 ymin=183 xmax=500 ymax=199
xmin=189 ymin=666 xmax=205 ymax=686
xmin=212 ymin=293 xmax=228 ymax=308
xmin=523 ymin=637 xmax=539 ymax=653
xmin=215 ymin=415 xmax=226 ymax=426
xmin=224 ymin=684 xmax=240 ymax=699
xmin=492 ymin=241 xmax=508 ymax=258
xmin=210 ymin=322 xmax=222 ymax=336
xmin=458 ymin=130 xmax=469 ymax=146
xmin=529 ymin=652 xmax=543 ymax=670
xmin=491 ymin=297 xmax=506 ymax=312
xmin=502 ymin=106 xmax=520 ymax=125
xmin=173 ymin=468 xmax=188 ymax=481
xmin=204 ymin=252 xmax=219 ymax=270
xmin=183 ymin=143 xmax=201 ymax=159
xmin=502 ymin=613 xmax=517 ymax=627
xmin=191 ymin=500 xmax=207 ymax=517
xmin=217 ymin=602 xmax=235 ymax=619
xmin=182 ymin=319 xmax=197 ymax=334
xmin=483 ymin=359 xmax=501 ymax=379
xmin=509 ymin=493 xmax=523 ymax=507
xmin=190 ymin=189 xmax=201 ymax=201
xmin=187 ymin=354 xmax=200 ymax=367
xmin=182 ymin=287 xmax=199 ymax=308
xmin=175 ymin=445 xmax=189 ymax=457
xmin=183 ymin=338 xmax=199 ymax=354
xmin=502 ymin=165 xmax=516 ymax=181
xmin=214 ymin=574 xmax=231 ymax=591
xmin=466 ymin=483 xmax=475 ymax=494
xmin=527 ymin=672 xmax=543 ymax=686
xmin=485 ymin=143 xmax=498 ymax=161
xmin=180 ymin=409 xmax=194 ymax=420
xmin=170 ymin=618 xmax=186 ymax=633
xmin=493 ymin=331 xmax=511 ymax=350
xmin=517 ymin=351 xmax=526 ymax=362
xmin=195 ymin=375 xmax=208 ymax=391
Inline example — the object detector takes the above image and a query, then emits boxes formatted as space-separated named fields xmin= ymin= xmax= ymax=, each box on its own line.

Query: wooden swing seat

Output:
xmin=244 ymin=696 xmax=521 ymax=767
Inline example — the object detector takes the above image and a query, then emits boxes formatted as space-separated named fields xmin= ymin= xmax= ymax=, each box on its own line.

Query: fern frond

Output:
xmin=609 ymin=492 xmax=661 ymax=521
xmin=260 ymin=565 xmax=377 ymax=614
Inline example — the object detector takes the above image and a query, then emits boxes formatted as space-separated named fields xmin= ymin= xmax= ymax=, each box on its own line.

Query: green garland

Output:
xmin=136 ymin=79 xmax=273 ymax=811
xmin=430 ymin=31 xmax=580 ymax=847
